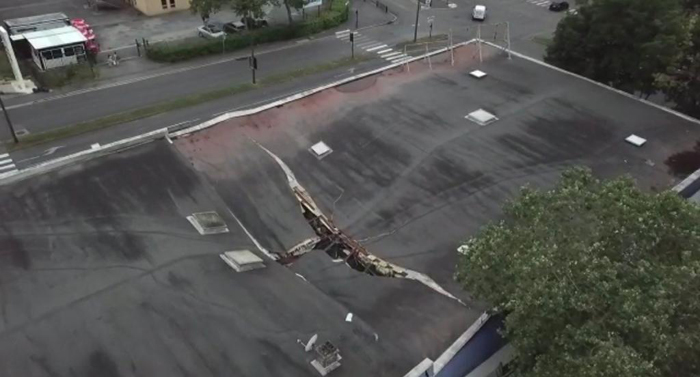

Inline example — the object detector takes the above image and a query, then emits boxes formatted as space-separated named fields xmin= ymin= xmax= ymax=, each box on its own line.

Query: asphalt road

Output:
xmin=0 ymin=0 xmax=569 ymax=167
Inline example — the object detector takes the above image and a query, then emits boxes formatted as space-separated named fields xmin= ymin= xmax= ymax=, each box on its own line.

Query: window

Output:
xmin=74 ymin=45 xmax=85 ymax=55
xmin=170 ymin=0 xmax=175 ymax=7
xmin=161 ymin=0 xmax=167 ymax=9
xmin=64 ymin=47 xmax=75 ymax=57
xmin=51 ymin=49 xmax=63 ymax=59
xmin=41 ymin=51 xmax=53 ymax=60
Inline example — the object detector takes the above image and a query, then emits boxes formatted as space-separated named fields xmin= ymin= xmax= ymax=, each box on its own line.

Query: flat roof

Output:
xmin=4 ymin=12 xmax=68 ymax=28
xmin=1 ymin=42 xmax=699 ymax=375
xmin=24 ymin=26 xmax=86 ymax=50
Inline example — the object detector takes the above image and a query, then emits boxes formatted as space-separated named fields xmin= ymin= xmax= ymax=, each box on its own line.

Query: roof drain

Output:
xmin=250 ymin=138 xmax=465 ymax=306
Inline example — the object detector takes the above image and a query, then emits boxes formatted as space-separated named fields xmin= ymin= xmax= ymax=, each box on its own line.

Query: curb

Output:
xmin=170 ymin=40 xmax=471 ymax=138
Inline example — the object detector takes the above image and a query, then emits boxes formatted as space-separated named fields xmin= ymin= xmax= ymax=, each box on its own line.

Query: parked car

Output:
xmin=472 ymin=5 xmax=487 ymax=21
xmin=549 ymin=1 xmax=569 ymax=11
xmin=224 ymin=21 xmax=246 ymax=34
xmin=240 ymin=16 xmax=269 ymax=29
xmin=198 ymin=22 xmax=225 ymax=39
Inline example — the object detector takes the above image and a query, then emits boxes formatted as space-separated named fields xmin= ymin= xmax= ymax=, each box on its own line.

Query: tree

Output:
xmin=190 ymin=0 xmax=230 ymax=23
xmin=231 ymin=0 xmax=278 ymax=27
xmin=657 ymin=19 xmax=700 ymax=117
xmin=545 ymin=0 xmax=685 ymax=97
xmin=456 ymin=168 xmax=700 ymax=377
xmin=282 ymin=0 xmax=304 ymax=25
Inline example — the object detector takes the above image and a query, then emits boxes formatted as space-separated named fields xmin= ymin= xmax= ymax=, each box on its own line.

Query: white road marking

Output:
xmin=0 ymin=163 xmax=16 ymax=171
xmin=366 ymin=44 xmax=388 ymax=51
xmin=0 ymin=153 xmax=8 ymax=159
xmin=359 ymin=41 xmax=381 ymax=48
xmin=335 ymin=29 xmax=350 ymax=35
xmin=392 ymin=56 xmax=412 ymax=63
xmin=0 ymin=159 xmax=12 ymax=165
xmin=377 ymin=48 xmax=393 ymax=54
xmin=382 ymin=51 xmax=403 ymax=59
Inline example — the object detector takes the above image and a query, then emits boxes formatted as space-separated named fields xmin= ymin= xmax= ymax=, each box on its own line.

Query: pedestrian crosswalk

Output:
xmin=335 ymin=30 xmax=413 ymax=64
xmin=0 ymin=153 xmax=17 ymax=176
xmin=524 ymin=0 xmax=576 ymax=12
xmin=526 ymin=0 xmax=552 ymax=7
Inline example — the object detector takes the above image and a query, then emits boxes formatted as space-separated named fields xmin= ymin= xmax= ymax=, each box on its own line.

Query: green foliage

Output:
xmin=232 ymin=0 xmax=278 ymax=20
xmin=456 ymin=167 xmax=700 ymax=377
xmin=147 ymin=0 xmax=348 ymax=63
xmin=545 ymin=0 xmax=685 ymax=96
xmin=31 ymin=62 xmax=97 ymax=88
xmin=190 ymin=0 xmax=230 ymax=21
xmin=657 ymin=19 xmax=700 ymax=117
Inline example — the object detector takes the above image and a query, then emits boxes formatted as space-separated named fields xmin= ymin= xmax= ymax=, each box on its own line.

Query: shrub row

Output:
xmin=147 ymin=0 xmax=349 ymax=63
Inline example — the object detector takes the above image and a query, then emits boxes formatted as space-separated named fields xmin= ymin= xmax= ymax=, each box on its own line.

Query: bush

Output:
xmin=30 ymin=62 xmax=98 ymax=88
xmin=147 ymin=0 xmax=349 ymax=63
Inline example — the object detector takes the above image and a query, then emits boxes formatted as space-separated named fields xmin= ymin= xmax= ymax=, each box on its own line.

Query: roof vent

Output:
xmin=469 ymin=70 xmax=487 ymax=79
xmin=187 ymin=211 xmax=229 ymax=235
xmin=466 ymin=109 xmax=498 ymax=126
xmin=310 ymin=141 xmax=333 ymax=159
xmin=625 ymin=134 xmax=646 ymax=147
xmin=311 ymin=341 xmax=342 ymax=376
xmin=220 ymin=250 xmax=266 ymax=272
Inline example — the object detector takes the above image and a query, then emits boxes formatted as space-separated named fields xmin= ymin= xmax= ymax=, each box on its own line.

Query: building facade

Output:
xmin=125 ymin=0 xmax=190 ymax=16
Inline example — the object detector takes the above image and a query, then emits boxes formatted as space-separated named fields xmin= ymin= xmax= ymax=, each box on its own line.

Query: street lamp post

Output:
xmin=413 ymin=0 xmax=421 ymax=42
xmin=0 ymin=96 xmax=18 ymax=144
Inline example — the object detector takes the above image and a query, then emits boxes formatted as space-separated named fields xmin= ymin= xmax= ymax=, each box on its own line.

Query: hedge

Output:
xmin=147 ymin=0 xmax=349 ymax=63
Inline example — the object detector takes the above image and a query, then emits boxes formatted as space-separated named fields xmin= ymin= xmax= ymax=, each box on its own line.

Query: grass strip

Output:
xmin=532 ymin=35 xmax=553 ymax=47
xmin=9 ymin=55 xmax=369 ymax=151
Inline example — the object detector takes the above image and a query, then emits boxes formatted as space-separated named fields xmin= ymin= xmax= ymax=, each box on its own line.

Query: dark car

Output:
xmin=240 ymin=17 xmax=269 ymax=29
xmin=549 ymin=1 xmax=569 ymax=11
xmin=224 ymin=21 xmax=246 ymax=34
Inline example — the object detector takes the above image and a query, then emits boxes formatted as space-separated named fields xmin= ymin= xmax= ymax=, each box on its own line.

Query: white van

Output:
xmin=472 ymin=5 xmax=487 ymax=20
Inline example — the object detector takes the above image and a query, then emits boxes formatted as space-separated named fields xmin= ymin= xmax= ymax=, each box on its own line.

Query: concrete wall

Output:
xmin=129 ymin=0 xmax=191 ymax=16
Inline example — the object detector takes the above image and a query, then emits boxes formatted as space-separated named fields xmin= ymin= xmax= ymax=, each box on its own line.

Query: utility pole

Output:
xmin=413 ymin=0 xmax=421 ymax=42
xmin=477 ymin=24 xmax=482 ymax=63
xmin=0 ymin=96 xmax=18 ymax=144
xmin=250 ymin=44 xmax=257 ymax=84
xmin=355 ymin=9 xmax=359 ymax=29
xmin=350 ymin=32 xmax=355 ymax=59
xmin=506 ymin=21 xmax=512 ymax=59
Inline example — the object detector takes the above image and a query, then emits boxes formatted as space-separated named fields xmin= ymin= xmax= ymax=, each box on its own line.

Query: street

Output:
xmin=0 ymin=0 xmax=570 ymax=170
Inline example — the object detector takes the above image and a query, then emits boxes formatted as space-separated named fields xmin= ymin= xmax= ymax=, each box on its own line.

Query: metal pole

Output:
xmin=506 ymin=21 xmax=512 ymax=59
xmin=0 ymin=27 xmax=25 ymax=91
xmin=426 ymin=44 xmax=432 ymax=70
xmin=0 ymin=96 xmax=18 ymax=144
xmin=413 ymin=0 xmax=420 ymax=42
xmin=355 ymin=10 xmax=359 ymax=29
xmin=251 ymin=43 xmax=256 ymax=84
xmin=477 ymin=24 xmax=482 ymax=63
xmin=351 ymin=32 xmax=355 ymax=59
xmin=449 ymin=28 xmax=454 ymax=66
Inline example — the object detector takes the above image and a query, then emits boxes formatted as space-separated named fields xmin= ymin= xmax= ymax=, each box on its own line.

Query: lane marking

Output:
xmin=366 ymin=44 xmax=388 ymax=51
xmin=383 ymin=52 xmax=403 ymax=59
xmin=359 ymin=41 xmax=381 ymax=48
